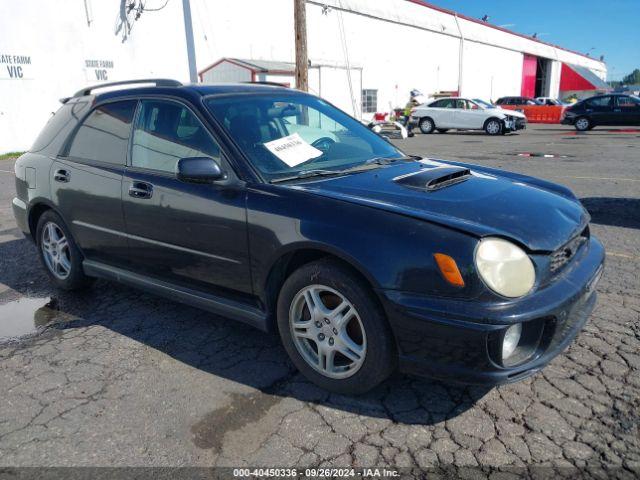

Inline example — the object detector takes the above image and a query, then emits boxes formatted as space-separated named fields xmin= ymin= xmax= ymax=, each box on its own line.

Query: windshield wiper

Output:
xmin=270 ymin=169 xmax=344 ymax=183
xmin=366 ymin=155 xmax=417 ymax=165
xmin=270 ymin=156 xmax=416 ymax=184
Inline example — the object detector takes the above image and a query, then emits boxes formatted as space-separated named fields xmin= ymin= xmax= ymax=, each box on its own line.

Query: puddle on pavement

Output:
xmin=191 ymin=391 xmax=281 ymax=451
xmin=0 ymin=296 xmax=61 ymax=341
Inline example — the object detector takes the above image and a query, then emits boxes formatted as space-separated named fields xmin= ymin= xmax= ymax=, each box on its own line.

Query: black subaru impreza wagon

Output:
xmin=12 ymin=79 xmax=604 ymax=394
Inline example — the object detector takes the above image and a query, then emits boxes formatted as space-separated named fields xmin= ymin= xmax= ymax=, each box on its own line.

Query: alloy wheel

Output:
xmin=41 ymin=222 xmax=71 ymax=280
xmin=486 ymin=120 xmax=501 ymax=135
xmin=575 ymin=118 xmax=590 ymax=131
xmin=289 ymin=285 xmax=367 ymax=379
xmin=419 ymin=118 xmax=434 ymax=134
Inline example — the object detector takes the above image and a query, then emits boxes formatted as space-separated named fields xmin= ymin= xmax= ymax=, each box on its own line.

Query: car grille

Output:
xmin=516 ymin=118 xmax=527 ymax=127
xmin=549 ymin=228 xmax=589 ymax=273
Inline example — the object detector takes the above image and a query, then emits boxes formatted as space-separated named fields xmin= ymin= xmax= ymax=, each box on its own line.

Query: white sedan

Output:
xmin=410 ymin=97 xmax=527 ymax=135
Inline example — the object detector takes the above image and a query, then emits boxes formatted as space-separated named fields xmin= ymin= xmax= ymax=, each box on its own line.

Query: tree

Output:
xmin=622 ymin=69 xmax=640 ymax=85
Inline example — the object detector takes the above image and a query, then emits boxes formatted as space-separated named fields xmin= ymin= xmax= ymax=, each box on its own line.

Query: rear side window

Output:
xmin=432 ymin=99 xmax=455 ymax=108
xmin=616 ymin=96 xmax=640 ymax=108
xmin=30 ymin=101 xmax=89 ymax=153
xmin=67 ymin=100 xmax=137 ymax=165
xmin=131 ymin=99 xmax=220 ymax=173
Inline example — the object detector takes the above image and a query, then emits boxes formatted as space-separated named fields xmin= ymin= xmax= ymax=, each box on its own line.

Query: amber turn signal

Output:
xmin=434 ymin=253 xmax=465 ymax=287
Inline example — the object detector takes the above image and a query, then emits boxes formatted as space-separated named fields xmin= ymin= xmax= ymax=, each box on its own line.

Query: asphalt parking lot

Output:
xmin=0 ymin=124 xmax=638 ymax=474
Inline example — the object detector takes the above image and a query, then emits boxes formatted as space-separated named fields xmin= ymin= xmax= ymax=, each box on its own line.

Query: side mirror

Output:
xmin=176 ymin=157 xmax=226 ymax=184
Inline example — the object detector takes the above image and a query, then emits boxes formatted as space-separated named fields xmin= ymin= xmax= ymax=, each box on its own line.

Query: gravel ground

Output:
xmin=0 ymin=124 xmax=638 ymax=476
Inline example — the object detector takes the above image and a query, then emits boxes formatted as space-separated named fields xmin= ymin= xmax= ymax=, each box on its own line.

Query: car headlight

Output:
xmin=475 ymin=238 xmax=535 ymax=298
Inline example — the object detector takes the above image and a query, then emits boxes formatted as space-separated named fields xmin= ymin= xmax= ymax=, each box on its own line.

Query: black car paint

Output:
xmin=12 ymin=83 xmax=605 ymax=385
xmin=562 ymin=94 xmax=640 ymax=127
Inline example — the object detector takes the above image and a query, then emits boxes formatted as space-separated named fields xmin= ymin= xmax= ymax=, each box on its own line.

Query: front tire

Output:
xmin=575 ymin=117 xmax=591 ymax=131
xmin=484 ymin=119 xmax=503 ymax=135
xmin=277 ymin=259 xmax=396 ymax=395
xmin=36 ymin=210 xmax=93 ymax=291
xmin=418 ymin=117 xmax=435 ymax=134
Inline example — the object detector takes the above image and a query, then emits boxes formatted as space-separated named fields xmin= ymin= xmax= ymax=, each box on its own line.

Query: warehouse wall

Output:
xmin=306 ymin=2 xmax=460 ymax=119
xmin=0 ymin=0 xmax=190 ymax=153
xmin=308 ymin=66 xmax=363 ymax=118
xmin=1 ymin=0 xmax=608 ymax=152
xmin=310 ymin=0 xmax=607 ymax=108
xmin=460 ymin=42 xmax=523 ymax=101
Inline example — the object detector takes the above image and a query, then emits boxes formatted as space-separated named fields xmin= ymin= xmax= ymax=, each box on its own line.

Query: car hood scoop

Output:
xmin=393 ymin=166 xmax=471 ymax=191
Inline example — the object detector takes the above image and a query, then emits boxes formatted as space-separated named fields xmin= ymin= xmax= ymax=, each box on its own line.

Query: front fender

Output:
xmin=246 ymin=184 xmax=483 ymax=301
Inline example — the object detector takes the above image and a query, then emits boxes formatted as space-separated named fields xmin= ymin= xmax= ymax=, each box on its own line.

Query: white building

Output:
xmin=0 ymin=0 xmax=607 ymax=153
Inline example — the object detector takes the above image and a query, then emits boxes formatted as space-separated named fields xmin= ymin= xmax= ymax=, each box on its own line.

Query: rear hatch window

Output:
xmin=30 ymin=101 xmax=89 ymax=154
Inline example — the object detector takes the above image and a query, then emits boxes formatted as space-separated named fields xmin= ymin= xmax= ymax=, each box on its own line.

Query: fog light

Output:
xmin=502 ymin=323 xmax=522 ymax=360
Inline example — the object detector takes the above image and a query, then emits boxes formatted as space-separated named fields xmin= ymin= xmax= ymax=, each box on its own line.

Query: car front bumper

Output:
xmin=561 ymin=116 xmax=575 ymax=125
xmin=505 ymin=118 xmax=526 ymax=131
xmin=378 ymin=236 xmax=605 ymax=385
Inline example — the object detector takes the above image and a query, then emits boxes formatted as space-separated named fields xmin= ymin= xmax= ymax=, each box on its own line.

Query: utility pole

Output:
xmin=294 ymin=0 xmax=308 ymax=91
xmin=182 ymin=0 xmax=198 ymax=83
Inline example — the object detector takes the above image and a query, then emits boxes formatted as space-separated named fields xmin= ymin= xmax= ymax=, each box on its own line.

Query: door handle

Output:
xmin=53 ymin=169 xmax=70 ymax=183
xmin=128 ymin=181 xmax=153 ymax=199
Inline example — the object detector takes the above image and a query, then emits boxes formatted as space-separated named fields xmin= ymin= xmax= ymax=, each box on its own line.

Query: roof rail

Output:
xmin=73 ymin=78 xmax=182 ymax=98
xmin=242 ymin=81 xmax=289 ymax=88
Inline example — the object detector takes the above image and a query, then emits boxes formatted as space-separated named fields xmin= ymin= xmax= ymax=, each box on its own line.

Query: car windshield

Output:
xmin=205 ymin=93 xmax=403 ymax=181
xmin=473 ymin=99 xmax=495 ymax=109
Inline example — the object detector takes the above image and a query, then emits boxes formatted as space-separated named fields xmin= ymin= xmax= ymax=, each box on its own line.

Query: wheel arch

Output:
xmin=483 ymin=116 xmax=504 ymax=129
xmin=27 ymin=199 xmax=58 ymax=241
xmin=262 ymin=242 xmax=384 ymax=327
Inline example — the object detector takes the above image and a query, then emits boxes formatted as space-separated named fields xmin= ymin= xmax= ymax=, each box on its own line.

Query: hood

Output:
xmin=287 ymin=160 xmax=588 ymax=252
xmin=496 ymin=108 xmax=526 ymax=119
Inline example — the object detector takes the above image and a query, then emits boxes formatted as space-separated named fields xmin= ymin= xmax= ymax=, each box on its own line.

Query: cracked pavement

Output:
xmin=0 ymin=124 xmax=638 ymax=473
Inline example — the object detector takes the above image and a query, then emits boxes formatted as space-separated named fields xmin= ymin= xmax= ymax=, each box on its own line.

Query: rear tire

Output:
xmin=575 ymin=117 xmax=591 ymax=131
xmin=277 ymin=259 xmax=396 ymax=395
xmin=36 ymin=210 xmax=93 ymax=291
xmin=419 ymin=117 xmax=435 ymax=134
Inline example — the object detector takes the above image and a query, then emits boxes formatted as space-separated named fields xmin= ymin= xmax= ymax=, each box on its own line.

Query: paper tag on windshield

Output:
xmin=264 ymin=133 xmax=323 ymax=167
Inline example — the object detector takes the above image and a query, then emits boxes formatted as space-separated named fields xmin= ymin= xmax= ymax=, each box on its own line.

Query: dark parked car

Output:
xmin=495 ymin=96 xmax=542 ymax=106
xmin=562 ymin=94 xmax=640 ymax=131
xmin=12 ymin=79 xmax=604 ymax=394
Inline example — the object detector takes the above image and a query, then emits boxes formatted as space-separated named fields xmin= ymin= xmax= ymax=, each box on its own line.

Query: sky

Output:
xmin=425 ymin=0 xmax=640 ymax=81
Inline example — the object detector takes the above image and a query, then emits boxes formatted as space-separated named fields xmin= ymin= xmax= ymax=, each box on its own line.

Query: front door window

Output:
xmin=131 ymin=100 xmax=221 ymax=173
